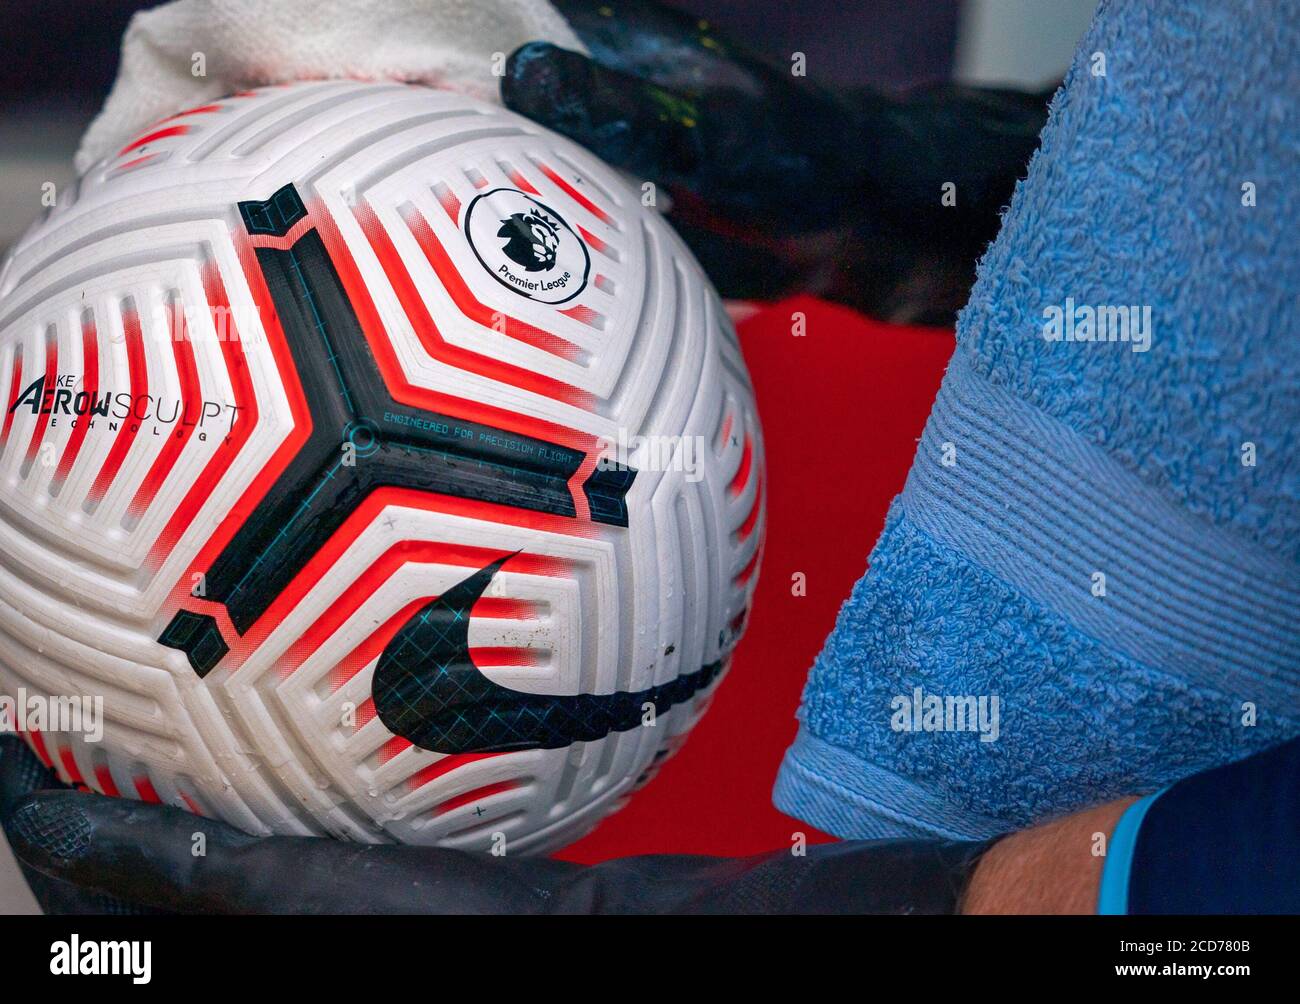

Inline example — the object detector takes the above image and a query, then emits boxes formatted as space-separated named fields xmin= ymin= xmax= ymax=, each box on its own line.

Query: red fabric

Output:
xmin=559 ymin=296 xmax=955 ymax=862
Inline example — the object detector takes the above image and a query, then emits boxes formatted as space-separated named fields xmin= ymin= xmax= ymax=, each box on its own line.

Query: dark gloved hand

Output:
xmin=503 ymin=0 xmax=1052 ymax=324
xmin=1 ymin=735 xmax=990 ymax=914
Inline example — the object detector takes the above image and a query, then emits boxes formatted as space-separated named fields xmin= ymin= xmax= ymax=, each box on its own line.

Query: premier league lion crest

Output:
xmin=497 ymin=209 xmax=560 ymax=272
xmin=464 ymin=188 xmax=590 ymax=303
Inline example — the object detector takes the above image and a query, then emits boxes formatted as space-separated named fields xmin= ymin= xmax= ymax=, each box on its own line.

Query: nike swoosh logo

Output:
xmin=371 ymin=554 xmax=723 ymax=754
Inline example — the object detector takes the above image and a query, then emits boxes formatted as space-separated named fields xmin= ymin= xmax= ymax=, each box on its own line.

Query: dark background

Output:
xmin=0 ymin=0 xmax=961 ymax=114
xmin=0 ymin=0 xmax=1098 ymax=255
xmin=0 ymin=0 xmax=964 ymax=257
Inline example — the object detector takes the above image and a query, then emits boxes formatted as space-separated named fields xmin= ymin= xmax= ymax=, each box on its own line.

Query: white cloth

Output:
xmin=76 ymin=0 xmax=584 ymax=174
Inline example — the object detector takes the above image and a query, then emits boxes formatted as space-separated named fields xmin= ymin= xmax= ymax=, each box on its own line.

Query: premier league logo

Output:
xmin=465 ymin=189 xmax=590 ymax=303
xmin=497 ymin=209 xmax=560 ymax=272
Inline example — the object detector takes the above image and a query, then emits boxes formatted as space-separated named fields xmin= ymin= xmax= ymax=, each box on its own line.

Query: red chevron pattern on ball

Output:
xmin=0 ymin=82 xmax=764 ymax=853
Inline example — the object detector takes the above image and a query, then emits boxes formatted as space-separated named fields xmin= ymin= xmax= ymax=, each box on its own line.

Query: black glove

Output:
xmin=503 ymin=0 xmax=1052 ymax=324
xmin=1 ymin=735 xmax=990 ymax=914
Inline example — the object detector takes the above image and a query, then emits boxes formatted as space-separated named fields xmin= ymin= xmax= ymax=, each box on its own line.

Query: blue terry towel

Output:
xmin=774 ymin=0 xmax=1300 ymax=841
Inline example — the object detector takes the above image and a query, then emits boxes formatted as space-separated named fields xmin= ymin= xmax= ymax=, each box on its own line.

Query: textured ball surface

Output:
xmin=0 ymin=82 xmax=764 ymax=853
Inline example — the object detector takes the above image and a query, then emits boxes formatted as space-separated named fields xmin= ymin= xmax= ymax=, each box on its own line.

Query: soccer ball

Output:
xmin=0 ymin=82 xmax=764 ymax=853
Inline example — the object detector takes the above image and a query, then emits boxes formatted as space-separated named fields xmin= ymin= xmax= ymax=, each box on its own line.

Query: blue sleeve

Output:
xmin=1098 ymin=737 xmax=1300 ymax=915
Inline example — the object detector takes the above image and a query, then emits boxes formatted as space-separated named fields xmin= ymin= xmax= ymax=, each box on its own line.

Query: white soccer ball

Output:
xmin=0 ymin=81 xmax=764 ymax=853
